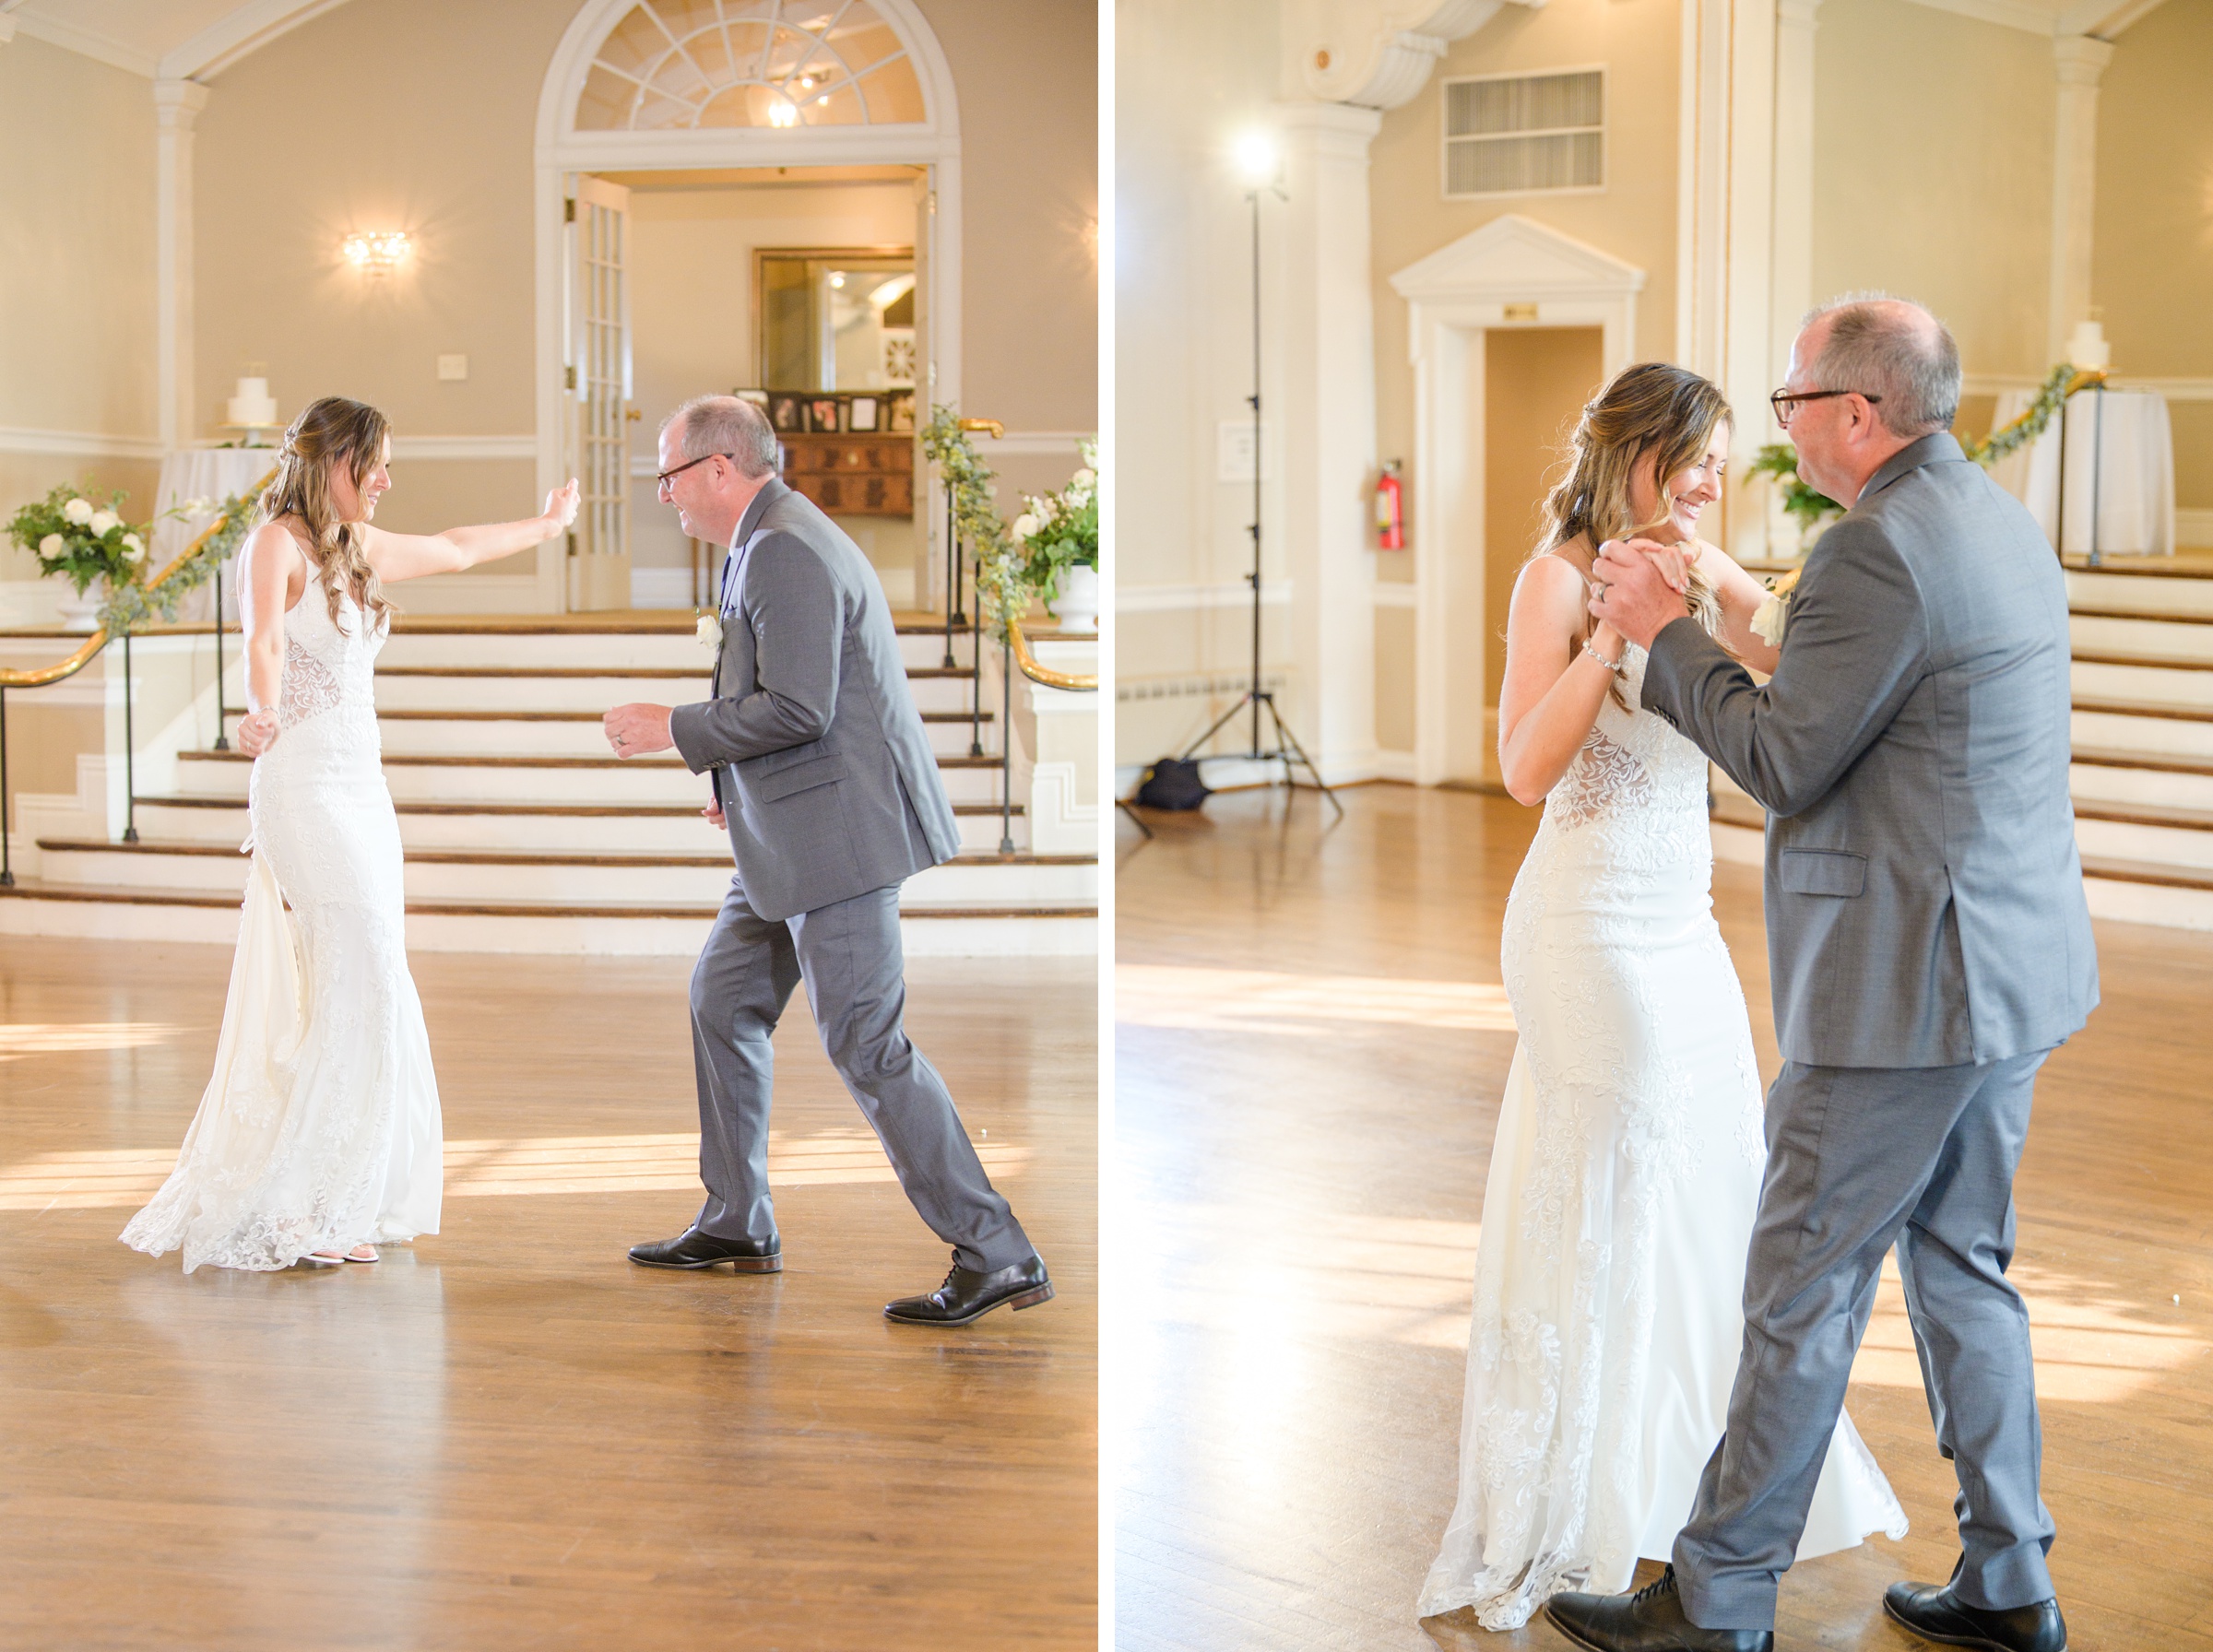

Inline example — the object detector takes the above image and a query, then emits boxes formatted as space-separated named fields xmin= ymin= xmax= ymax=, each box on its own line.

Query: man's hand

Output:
xmin=604 ymin=702 xmax=675 ymax=758
xmin=703 ymin=798 xmax=726 ymax=829
xmin=235 ymin=709 xmax=279 ymax=758
xmin=1588 ymin=537 xmax=1691 ymax=650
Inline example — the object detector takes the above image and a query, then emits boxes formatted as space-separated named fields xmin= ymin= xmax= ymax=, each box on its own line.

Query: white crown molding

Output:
xmin=4 ymin=10 xmax=158 ymax=76
xmin=1893 ymin=0 xmax=2170 ymax=34
xmin=1288 ymin=0 xmax=1546 ymax=110
xmin=162 ymin=0 xmax=354 ymax=80
xmin=0 ymin=425 xmax=166 ymax=460
xmin=1961 ymin=374 xmax=2213 ymax=400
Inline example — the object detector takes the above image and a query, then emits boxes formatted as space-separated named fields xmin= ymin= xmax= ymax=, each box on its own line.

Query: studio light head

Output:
xmin=1233 ymin=130 xmax=1279 ymax=188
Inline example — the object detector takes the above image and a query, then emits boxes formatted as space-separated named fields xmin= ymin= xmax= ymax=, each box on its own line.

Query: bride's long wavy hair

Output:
xmin=1537 ymin=363 xmax=1731 ymax=700
xmin=257 ymin=395 xmax=396 ymax=633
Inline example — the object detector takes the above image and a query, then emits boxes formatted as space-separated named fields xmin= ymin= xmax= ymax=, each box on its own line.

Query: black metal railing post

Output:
xmin=121 ymin=631 xmax=138 ymax=844
xmin=999 ymin=629 xmax=1015 ymax=856
xmin=942 ymin=489 xmax=959 ymax=669
xmin=0 ymin=685 xmax=11 ymax=886
xmin=211 ymin=549 xmax=230 ymax=749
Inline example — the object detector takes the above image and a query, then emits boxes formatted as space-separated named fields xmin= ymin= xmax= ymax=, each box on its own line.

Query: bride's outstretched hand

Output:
xmin=545 ymin=478 xmax=581 ymax=536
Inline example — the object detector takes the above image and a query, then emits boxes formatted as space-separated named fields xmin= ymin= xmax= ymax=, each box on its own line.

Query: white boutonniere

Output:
xmin=1750 ymin=565 xmax=1802 ymax=647
xmin=695 ymin=611 xmax=723 ymax=650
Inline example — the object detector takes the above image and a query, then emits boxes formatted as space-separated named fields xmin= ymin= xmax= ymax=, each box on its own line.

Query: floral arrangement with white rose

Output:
xmin=1009 ymin=438 xmax=1099 ymax=604
xmin=6 ymin=480 xmax=154 ymax=595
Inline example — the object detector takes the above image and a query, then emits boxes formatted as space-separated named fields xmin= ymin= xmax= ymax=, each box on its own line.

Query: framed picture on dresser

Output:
xmin=847 ymin=395 xmax=881 ymax=433
xmin=767 ymin=393 xmax=805 ymax=434
xmin=807 ymin=396 xmax=843 ymax=434
xmin=734 ymin=388 xmax=770 ymax=413
xmin=885 ymin=390 xmax=916 ymax=433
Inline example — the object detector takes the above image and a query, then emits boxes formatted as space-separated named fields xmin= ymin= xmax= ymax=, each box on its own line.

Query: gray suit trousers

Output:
xmin=688 ymin=878 xmax=1033 ymax=1273
xmin=1675 ymin=1053 xmax=2056 ymax=1632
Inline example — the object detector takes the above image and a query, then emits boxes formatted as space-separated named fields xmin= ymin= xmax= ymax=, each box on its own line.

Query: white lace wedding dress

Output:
xmin=122 ymin=557 xmax=443 ymax=1272
xmin=1418 ymin=642 xmax=1905 ymax=1630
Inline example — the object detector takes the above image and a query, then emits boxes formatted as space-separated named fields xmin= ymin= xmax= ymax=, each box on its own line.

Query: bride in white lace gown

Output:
xmin=123 ymin=396 xmax=576 ymax=1273
xmin=1419 ymin=365 xmax=1904 ymax=1630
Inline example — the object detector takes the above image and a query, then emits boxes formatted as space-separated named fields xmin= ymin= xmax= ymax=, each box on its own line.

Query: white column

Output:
xmin=2048 ymin=36 xmax=2113 ymax=361
xmin=1770 ymin=0 xmax=1822 ymax=377
xmin=1274 ymin=100 xmax=1381 ymax=785
xmin=154 ymin=78 xmax=209 ymax=454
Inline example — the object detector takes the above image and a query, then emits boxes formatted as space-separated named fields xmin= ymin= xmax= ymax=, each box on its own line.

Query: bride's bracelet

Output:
xmin=1582 ymin=638 xmax=1626 ymax=676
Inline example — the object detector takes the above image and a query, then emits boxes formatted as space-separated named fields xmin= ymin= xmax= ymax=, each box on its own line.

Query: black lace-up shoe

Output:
xmin=882 ymin=1252 xmax=1053 ymax=1326
xmin=1884 ymin=1578 xmax=2067 ymax=1652
xmin=1544 ymin=1567 xmax=1774 ymax=1652
xmin=627 ymin=1228 xmax=782 ymax=1271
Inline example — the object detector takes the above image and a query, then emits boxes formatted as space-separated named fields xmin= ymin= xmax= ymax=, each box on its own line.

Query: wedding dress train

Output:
xmin=122 ymin=560 xmax=442 ymax=1272
xmin=1418 ymin=643 xmax=1905 ymax=1630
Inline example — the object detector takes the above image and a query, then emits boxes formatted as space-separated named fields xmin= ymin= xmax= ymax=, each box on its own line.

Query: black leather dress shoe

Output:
xmin=1544 ymin=1567 xmax=1773 ymax=1652
xmin=1884 ymin=1578 xmax=2066 ymax=1652
xmin=627 ymin=1228 xmax=782 ymax=1271
xmin=883 ymin=1252 xmax=1053 ymax=1326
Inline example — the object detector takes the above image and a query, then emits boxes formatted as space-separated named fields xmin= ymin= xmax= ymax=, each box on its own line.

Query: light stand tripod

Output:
xmin=1178 ymin=173 xmax=1343 ymax=821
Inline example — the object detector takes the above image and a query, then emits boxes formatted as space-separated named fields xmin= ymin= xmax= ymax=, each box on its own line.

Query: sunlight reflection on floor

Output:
xmin=1118 ymin=965 xmax=1517 ymax=1035
xmin=0 ymin=1023 xmax=191 ymax=1060
xmin=0 ymin=1129 xmax=1027 ymax=1210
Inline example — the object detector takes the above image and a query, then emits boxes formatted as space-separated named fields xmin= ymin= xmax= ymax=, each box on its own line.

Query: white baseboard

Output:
xmin=1027 ymin=760 xmax=1099 ymax=855
xmin=1372 ymin=749 xmax=1417 ymax=782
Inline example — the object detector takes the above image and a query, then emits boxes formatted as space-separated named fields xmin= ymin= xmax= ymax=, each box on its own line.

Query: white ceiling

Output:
xmin=0 ymin=0 xmax=353 ymax=80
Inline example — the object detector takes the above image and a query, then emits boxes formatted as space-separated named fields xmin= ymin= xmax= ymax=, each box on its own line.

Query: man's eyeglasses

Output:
xmin=1769 ymin=389 xmax=1882 ymax=430
xmin=656 ymin=452 xmax=734 ymax=490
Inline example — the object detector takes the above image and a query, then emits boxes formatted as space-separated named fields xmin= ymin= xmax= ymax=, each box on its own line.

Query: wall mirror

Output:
xmin=756 ymin=247 xmax=917 ymax=392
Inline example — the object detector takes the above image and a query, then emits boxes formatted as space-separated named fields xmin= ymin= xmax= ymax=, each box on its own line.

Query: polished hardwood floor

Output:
xmin=0 ymin=939 xmax=1095 ymax=1649
xmin=1116 ymin=784 xmax=2213 ymax=1651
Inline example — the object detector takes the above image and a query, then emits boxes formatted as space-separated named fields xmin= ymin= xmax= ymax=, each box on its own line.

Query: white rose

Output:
xmin=695 ymin=612 xmax=723 ymax=649
xmin=88 ymin=509 xmax=120 ymax=536
xmin=1072 ymin=468 xmax=1096 ymax=488
xmin=39 ymin=533 xmax=65 ymax=557
xmin=121 ymin=534 xmax=146 ymax=562
xmin=62 ymin=498 xmax=93 ymax=525
xmin=1749 ymin=594 xmax=1787 ymax=647
xmin=1012 ymin=513 xmax=1038 ymax=542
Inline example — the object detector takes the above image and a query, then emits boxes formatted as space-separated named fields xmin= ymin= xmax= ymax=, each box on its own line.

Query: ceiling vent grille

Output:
xmin=1442 ymin=69 xmax=1604 ymax=198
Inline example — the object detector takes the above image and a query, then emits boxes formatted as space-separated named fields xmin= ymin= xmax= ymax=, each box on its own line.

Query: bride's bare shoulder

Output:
xmin=1513 ymin=543 xmax=1592 ymax=606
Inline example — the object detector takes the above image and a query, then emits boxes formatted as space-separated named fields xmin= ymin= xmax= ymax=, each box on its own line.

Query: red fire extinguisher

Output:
xmin=1375 ymin=460 xmax=1405 ymax=550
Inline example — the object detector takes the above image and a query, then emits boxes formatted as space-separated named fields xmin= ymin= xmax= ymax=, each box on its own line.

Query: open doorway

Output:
xmin=566 ymin=163 xmax=930 ymax=611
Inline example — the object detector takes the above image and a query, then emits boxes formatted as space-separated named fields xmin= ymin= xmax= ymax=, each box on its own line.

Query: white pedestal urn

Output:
xmin=1047 ymin=563 xmax=1099 ymax=633
xmin=56 ymin=581 xmax=105 ymax=632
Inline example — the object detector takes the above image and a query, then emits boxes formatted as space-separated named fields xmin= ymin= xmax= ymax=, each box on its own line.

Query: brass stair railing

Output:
xmin=0 ymin=472 xmax=274 ymax=883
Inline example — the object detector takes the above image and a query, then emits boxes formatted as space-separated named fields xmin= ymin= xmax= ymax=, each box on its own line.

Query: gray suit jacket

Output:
xmin=669 ymin=478 xmax=961 ymax=923
xmin=1641 ymin=432 xmax=2098 ymax=1068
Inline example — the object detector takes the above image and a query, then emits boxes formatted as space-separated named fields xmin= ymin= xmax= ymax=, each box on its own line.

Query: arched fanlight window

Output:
xmin=575 ymin=1 xmax=927 ymax=130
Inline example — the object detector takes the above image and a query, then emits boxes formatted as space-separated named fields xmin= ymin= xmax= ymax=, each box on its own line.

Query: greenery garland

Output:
xmin=1751 ymin=360 xmax=2110 ymax=537
xmin=918 ymin=406 xmax=1030 ymax=639
xmin=99 ymin=489 xmax=259 ymax=637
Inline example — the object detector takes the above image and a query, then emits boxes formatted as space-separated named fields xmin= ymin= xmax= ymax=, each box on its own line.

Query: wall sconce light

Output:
xmin=342 ymin=230 xmax=412 ymax=276
xmin=766 ymin=97 xmax=799 ymax=128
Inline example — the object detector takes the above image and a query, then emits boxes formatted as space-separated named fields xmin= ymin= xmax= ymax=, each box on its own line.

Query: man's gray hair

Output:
xmin=1801 ymin=292 xmax=1961 ymax=437
xmin=663 ymin=394 xmax=780 ymax=479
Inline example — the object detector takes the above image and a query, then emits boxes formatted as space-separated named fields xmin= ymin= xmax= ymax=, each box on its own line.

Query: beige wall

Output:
xmin=0 ymin=35 xmax=160 ymax=580
xmin=1113 ymin=0 xmax=1290 ymax=764
xmin=2095 ymin=0 xmax=2213 ymax=513
xmin=922 ymin=0 xmax=1099 ymax=436
xmin=1810 ymin=0 xmax=2053 ymax=378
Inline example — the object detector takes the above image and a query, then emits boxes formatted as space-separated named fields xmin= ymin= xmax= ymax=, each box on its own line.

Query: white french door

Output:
xmin=568 ymin=173 xmax=632 ymax=608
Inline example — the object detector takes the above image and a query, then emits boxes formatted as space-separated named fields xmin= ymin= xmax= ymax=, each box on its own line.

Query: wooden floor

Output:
xmin=0 ymin=938 xmax=1095 ymax=1649
xmin=1114 ymin=785 xmax=2213 ymax=1651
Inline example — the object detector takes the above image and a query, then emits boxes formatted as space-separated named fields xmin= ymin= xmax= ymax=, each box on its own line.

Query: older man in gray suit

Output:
xmin=602 ymin=395 xmax=1050 ymax=1328
xmin=1546 ymin=301 xmax=2095 ymax=1652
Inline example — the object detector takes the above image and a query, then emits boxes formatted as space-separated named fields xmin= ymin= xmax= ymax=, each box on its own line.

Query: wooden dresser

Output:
xmin=778 ymin=433 xmax=915 ymax=517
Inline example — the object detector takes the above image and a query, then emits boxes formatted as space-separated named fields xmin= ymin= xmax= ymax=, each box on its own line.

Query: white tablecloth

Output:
xmin=152 ymin=448 xmax=281 ymax=620
xmin=1986 ymin=386 xmax=2174 ymax=557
